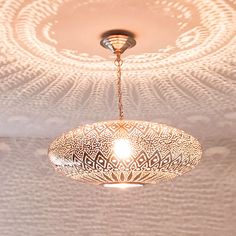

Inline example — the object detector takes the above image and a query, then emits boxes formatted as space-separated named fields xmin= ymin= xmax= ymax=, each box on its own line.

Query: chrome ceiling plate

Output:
xmin=100 ymin=29 xmax=136 ymax=54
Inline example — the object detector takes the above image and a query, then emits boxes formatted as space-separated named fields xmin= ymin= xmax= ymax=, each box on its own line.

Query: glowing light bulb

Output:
xmin=113 ymin=139 xmax=132 ymax=160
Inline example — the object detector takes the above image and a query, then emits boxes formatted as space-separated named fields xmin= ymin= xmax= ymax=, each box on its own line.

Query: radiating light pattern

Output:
xmin=0 ymin=0 xmax=235 ymax=140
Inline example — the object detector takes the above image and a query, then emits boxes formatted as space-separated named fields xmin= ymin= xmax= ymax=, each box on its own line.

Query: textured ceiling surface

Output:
xmin=0 ymin=0 xmax=236 ymax=235
xmin=0 ymin=137 xmax=236 ymax=236
xmin=0 ymin=0 xmax=235 ymax=138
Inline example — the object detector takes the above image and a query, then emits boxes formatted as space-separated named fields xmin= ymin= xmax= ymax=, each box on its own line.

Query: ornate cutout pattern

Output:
xmin=48 ymin=120 xmax=202 ymax=185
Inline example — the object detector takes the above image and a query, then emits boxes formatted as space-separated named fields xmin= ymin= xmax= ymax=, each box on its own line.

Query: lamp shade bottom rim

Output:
xmin=103 ymin=182 xmax=144 ymax=189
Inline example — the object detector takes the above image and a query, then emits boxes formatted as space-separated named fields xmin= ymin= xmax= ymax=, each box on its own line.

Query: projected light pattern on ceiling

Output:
xmin=1 ymin=0 xmax=235 ymax=69
xmin=0 ymin=0 xmax=235 ymax=138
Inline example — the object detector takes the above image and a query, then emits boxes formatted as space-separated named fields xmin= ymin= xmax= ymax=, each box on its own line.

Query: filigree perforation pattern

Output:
xmin=48 ymin=120 xmax=202 ymax=185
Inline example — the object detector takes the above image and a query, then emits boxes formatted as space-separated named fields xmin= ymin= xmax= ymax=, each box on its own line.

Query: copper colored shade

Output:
xmin=48 ymin=120 xmax=202 ymax=186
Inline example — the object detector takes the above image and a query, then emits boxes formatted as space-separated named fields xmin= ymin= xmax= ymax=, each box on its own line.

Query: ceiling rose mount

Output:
xmin=48 ymin=28 xmax=202 ymax=189
xmin=100 ymin=29 xmax=136 ymax=54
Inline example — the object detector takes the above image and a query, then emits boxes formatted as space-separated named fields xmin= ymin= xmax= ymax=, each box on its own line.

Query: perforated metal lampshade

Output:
xmin=48 ymin=120 xmax=202 ymax=187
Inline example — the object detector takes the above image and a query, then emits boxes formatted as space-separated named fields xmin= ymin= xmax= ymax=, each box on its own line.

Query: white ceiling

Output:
xmin=0 ymin=0 xmax=235 ymax=235
xmin=0 ymin=137 xmax=235 ymax=236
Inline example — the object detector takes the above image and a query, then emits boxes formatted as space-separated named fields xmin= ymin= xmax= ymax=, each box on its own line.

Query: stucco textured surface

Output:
xmin=0 ymin=138 xmax=235 ymax=236
xmin=0 ymin=0 xmax=236 ymax=235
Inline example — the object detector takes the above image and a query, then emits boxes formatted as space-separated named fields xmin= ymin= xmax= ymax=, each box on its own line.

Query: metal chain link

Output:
xmin=114 ymin=52 xmax=124 ymax=120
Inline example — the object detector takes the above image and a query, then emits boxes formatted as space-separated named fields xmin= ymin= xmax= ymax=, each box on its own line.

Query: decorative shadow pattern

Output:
xmin=0 ymin=0 xmax=235 ymax=138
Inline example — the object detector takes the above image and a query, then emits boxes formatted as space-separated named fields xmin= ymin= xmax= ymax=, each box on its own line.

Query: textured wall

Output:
xmin=0 ymin=138 xmax=235 ymax=236
xmin=0 ymin=0 xmax=236 ymax=235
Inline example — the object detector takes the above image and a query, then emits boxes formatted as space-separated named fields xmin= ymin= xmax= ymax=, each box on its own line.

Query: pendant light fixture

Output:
xmin=48 ymin=30 xmax=202 ymax=188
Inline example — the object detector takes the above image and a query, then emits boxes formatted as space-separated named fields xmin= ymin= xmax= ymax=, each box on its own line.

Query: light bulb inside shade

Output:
xmin=103 ymin=183 xmax=143 ymax=189
xmin=113 ymin=139 xmax=132 ymax=160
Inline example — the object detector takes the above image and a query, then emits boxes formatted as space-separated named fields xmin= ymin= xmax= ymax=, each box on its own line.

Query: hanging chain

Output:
xmin=114 ymin=51 xmax=124 ymax=120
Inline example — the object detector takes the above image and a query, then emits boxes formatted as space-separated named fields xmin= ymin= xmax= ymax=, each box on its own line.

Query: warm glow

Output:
xmin=113 ymin=139 xmax=132 ymax=160
xmin=103 ymin=183 xmax=143 ymax=189
xmin=49 ymin=120 xmax=202 ymax=186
